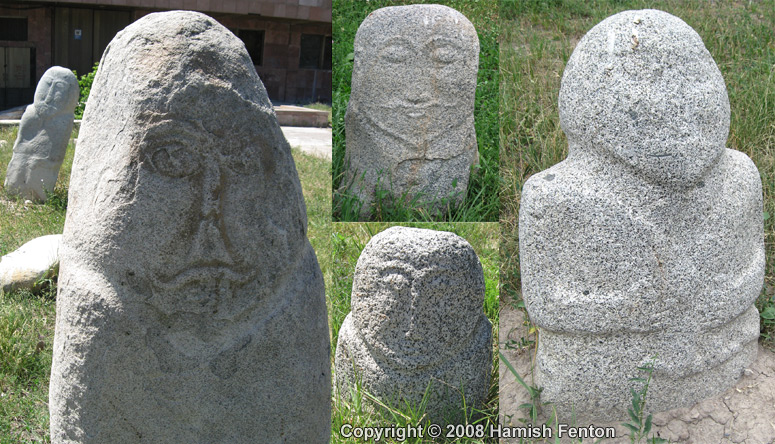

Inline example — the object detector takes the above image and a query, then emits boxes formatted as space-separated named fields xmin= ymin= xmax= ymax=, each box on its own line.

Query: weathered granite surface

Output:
xmin=335 ymin=227 xmax=491 ymax=424
xmin=48 ymin=11 xmax=330 ymax=443
xmin=500 ymin=307 xmax=775 ymax=444
xmin=519 ymin=9 xmax=763 ymax=421
xmin=343 ymin=5 xmax=479 ymax=219
xmin=4 ymin=67 xmax=78 ymax=201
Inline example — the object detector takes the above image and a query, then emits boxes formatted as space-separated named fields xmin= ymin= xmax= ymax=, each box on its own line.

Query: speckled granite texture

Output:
xmin=343 ymin=5 xmax=479 ymax=219
xmin=335 ymin=227 xmax=491 ymax=424
xmin=49 ymin=11 xmax=330 ymax=443
xmin=519 ymin=9 xmax=764 ymax=421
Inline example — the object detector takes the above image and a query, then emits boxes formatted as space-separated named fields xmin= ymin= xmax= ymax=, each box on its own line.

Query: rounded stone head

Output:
xmin=350 ymin=4 xmax=479 ymax=145
xmin=350 ymin=227 xmax=485 ymax=369
xmin=33 ymin=66 xmax=79 ymax=117
xmin=65 ymin=11 xmax=306 ymax=320
xmin=559 ymin=9 xmax=729 ymax=187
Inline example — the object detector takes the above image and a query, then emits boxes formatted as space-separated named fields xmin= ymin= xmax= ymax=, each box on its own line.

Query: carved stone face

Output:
xmin=33 ymin=67 xmax=79 ymax=117
xmin=603 ymin=65 xmax=725 ymax=186
xmin=112 ymin=84 xmax=302 ymax=320
xmin=52 ymin=13 xmax=330 ymax=442
xmin=559 ymin=9 xmax=729 ymax=187
xmin=64 ymin=12 xmax=308 ymax=334
xmin=351 ymin=227 xmax=484 ymax=370
xmin=352 ymin=5 xmax=478 ymax=146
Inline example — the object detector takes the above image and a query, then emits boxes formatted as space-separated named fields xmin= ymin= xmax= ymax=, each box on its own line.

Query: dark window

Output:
xmin=299 ymin=34 xmax=331 ymax=70
xmin=322 ymin=36 xmax=332 ymax=69
xmin=0 ymin=17 xmax=27 ymax=41
xmin=237 ymin=29 xmax=264 ymax=66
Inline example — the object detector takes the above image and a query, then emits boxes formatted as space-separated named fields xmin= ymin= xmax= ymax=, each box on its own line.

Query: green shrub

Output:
xmin=72 ymin=63 xmax=99 ymax=119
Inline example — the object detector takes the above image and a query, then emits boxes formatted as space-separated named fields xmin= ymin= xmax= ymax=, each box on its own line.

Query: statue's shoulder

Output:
xmin=520 ymin=158 xmax=609 ymax=220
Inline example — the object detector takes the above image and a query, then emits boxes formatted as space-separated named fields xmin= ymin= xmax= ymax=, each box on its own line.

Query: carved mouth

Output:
xmin=153 ymin=265 xmax=254 ymax=290
xmin=381 ymin=102 xmax=438 ymax=118
xmin=647 ymin=152 xmax=675 ymax=158
xmin=405 ymin=106 xmax=431 ymax=118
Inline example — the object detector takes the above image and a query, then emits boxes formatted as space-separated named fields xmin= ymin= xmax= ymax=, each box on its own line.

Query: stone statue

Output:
xmin=519 ymin=9 xmax=764 ymax=420
xmin=343 ymin=5 xmax=479 ymax=219
xmin=335 ymin=227 xmax=491 ymax=424
xmin=49 ymin=11 xmax=330 ymax=443
xmin=4 ymin=66 xmax=78 ymax=202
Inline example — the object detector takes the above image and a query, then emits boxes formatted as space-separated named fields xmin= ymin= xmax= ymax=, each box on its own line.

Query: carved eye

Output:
xmin=149 ymin=145 xmax=201 ymax=178
xmin=224 ymin=145 xmax=262 ymax=175
xmin=431 ymin=42 xmax=460 ymax=64
xmin=379 ymin=268 xmax=411 ymax=292
xmin=380 ymin=42 xmax=411 ymax=64
xmin=385 ymin=272 xmax=409 ymax=286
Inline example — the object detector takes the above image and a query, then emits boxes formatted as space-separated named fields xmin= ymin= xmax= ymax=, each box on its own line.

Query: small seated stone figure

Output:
xmin=343 ymin=5 xmax=479 ymax=219
xmin=48 ymin=11 xmax=330 ymax=443
xmin=4 ymin=66 xmax=78 ymax=202
xmin=335 ymin=227 xmax=492 ymax=424
xmin=519 ymin=9 xmax=764 ymax=420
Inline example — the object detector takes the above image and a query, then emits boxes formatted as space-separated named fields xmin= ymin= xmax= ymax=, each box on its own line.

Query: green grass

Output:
xmin=332 ymin=0 xmax=500 ymax=222
xmin=0 ymin=127 xmax=67 ymax=444
xmin=0 ymin=289 xmax=56 ymax=444
xmin=303 ymin=102 xmax=333 ymax=127
xmin=500 ymin=0 xmax=775 ymax=352
xmin=0 ymin=127 xmax=333 ymax=443
xmin=330 ymin=222 xmax=499 ymax=443
xmin=292 ymin=148 xmax=333 ymax=284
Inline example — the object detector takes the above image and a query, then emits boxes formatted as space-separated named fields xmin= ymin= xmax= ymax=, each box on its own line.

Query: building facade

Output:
xmin=0 ymin=0 xmax=331 ymax=109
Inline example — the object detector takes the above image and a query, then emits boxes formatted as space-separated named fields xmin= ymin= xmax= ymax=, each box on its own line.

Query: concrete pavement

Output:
xmin=281 ymin=126 xmax=332 ymax=161
xmin=0 ymin=120 xmax=332 ymax=162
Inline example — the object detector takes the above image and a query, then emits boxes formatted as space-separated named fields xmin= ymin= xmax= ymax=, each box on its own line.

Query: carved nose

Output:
xmin=189 ymin=163 xmax=233 ymax=265
xmin=200 ymin=161 xmax=222 ymax=219
xmin=405 ymin=286 xmax=422 ymax=340
xmin=189 ymin=218 xmax=233 ymax=265
xmin=406 ymin=91 xmax=431 ymax=106
xmin=405 ymin=322 xmax=422 ymax=341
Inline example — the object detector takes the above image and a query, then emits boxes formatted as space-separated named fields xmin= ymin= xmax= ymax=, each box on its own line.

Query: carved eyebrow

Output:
xmin=379 ymin=36 xmax=414 ymax=48
xmin=413 ymin=265 xmax=462 ymax=280
xmin=430 ymin=35 xmax=458 ymax=43
xmin=428 ymin=36 xmax=463 ymax=47
xmin=375 ymin=261 xmax=417 ymax=275
xmin=144 ymin=118 xmax=200 ymax=133
xmin=141 ymin=120 xmax=203 ymax=147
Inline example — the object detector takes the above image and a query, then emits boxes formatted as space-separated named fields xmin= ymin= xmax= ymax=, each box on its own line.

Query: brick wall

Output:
xmin=0 ymin=5 xmax=52 ymax=84
xmin=0 ymin=1 xmax=330 ymax=105
xmin=133 ymin=7 xmax=331 ymax=103
xmin=52 ymin=0 xmax=331 ymax=23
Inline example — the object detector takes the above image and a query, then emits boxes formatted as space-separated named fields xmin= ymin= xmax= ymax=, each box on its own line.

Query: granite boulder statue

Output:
xmin=49 ymin=11 xmax=330 ymax=443
xmin=519 ymin=9 xmax=764 ymax=420
xmin=335 ymin=227 xmax=492 ymax=424
xmin=4 ymin=66 xmax=78 ymax=202
xmin=343 ymin=5 xmax=479 ymax=218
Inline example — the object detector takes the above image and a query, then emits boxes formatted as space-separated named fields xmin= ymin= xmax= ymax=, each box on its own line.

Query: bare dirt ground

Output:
xmin=499 ymin=306 xmax=775 ymax=443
